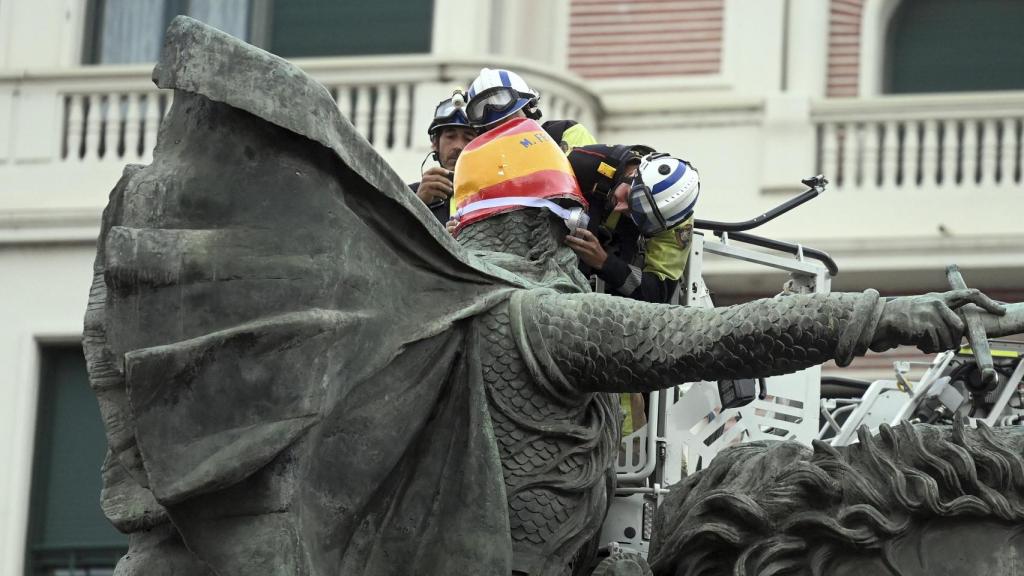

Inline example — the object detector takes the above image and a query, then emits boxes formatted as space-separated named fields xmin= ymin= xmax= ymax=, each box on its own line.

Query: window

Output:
xmin=83 ymin=0 xmax=252 ymax=64
xmin=267 ymin=0 xmax=433 ymax=58
xmin=884 ymin=0 xmax=1024 ymax=93
xmin=82 ymin=0 xmax=434 ymax=65
xmin=25 ymin=346 xmax=127 ymax=576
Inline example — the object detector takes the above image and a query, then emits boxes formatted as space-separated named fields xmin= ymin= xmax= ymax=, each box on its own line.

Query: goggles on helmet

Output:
xmin=628 ymin=177 xmax=666 ymax=234
xmin=428 ymin=90 xmax=472 ymax=137
xmin=465 ymin=86 xmax=532 ymax=128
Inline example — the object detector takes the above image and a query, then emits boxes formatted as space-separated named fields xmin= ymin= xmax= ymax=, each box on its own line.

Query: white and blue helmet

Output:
xmin=628 ymin=153 xmax=700 ymax=236
xmin=465 ymin=68 xmax=540 ymax=128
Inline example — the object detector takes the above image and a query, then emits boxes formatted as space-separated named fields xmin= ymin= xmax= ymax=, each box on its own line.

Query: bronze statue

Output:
xmin=650 ymin=423 xmax=1024 ymax=576
xmin=84 ymin=17 xmax=1024 ymax=576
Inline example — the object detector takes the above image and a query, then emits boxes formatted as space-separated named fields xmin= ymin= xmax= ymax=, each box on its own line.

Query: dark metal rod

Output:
xmin=694 ymin=175 xmax=827 ymax=233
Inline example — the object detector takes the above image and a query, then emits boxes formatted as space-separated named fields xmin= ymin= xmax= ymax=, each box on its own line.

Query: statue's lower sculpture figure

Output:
xmin=650 ymin=424 xmax=1024 ymax=576
xmin=84 ymin=17 xmax=1024 ymax=576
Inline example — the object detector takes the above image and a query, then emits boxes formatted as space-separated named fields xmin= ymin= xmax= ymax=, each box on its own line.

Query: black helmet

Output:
xmin=428 ymin=89 xmax=473 ymax=138
xmin=567 ymin=144 xmax=655 ymax=201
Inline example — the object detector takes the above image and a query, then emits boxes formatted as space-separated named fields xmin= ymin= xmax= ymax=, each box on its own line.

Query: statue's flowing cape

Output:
xmin=85 ymin=16 xmax=521 ymax=575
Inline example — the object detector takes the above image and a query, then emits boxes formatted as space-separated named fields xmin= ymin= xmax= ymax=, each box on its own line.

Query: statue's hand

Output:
xmin=871 ymin=289 xmax=1006 ymax=353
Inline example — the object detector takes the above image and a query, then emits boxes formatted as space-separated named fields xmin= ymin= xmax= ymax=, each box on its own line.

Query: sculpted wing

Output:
xmin=84 ymin=16 xmax=518 ymax=575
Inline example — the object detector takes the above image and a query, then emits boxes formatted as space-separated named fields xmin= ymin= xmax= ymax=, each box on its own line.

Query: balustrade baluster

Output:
xmin=962 ymin=119 xmax=979 ymax=186
xmin=841 ymin=123 xmax=860 ymax=191
xmin=880 ymin=120 xmax=899 ymax=189
xmin=371 ymin=85 xmax=390 ymax=149
xmin=978 ymin=118 xmax=999 ymax=187
xmin=392 ymin=83 xmax=412 ymax=150
xmin=123 ymin=93 xmax=142 ymax=160
xmin=65 ymin=95 xmax=86 ymax=161
xmin=995 ymin=118 xmax=1015 ymax=187
xmin=1016 ymin=119 xmax=1024 ymax=185
xmin=902 ymin=121 xmax=921 ymax=188
xmin=939 ymin=119 xmax=958 ymax=187
xmin=353 ymin=85 xmax=372 ymax=142
xmin=84 ymin=94 xmax=103 ymax=161
xmin=100 ymin=94 xmax=118 ymax=161
xmin=919 ymin=119 xmax=939 ymax=188
xmin=113 ymin=94 xmax=127 ymax=159
xmin=862 ymin=122 xmax=881 ymax=189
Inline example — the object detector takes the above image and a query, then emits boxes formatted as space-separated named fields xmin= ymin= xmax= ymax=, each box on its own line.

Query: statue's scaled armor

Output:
xmin=459 ymin=211 xmax=883 ymax=576
xmin=480 ymin=303 xmax=619 ymax=576
xmin=462 ymin=212 xmax=621 ymax=576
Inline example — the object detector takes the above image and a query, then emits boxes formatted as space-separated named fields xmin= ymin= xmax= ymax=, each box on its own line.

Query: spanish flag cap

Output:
xmin=451 ymin=118 xmax=585 ymax=233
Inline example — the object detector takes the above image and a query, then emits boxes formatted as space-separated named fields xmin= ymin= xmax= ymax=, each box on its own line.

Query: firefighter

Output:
xmin=567 ymin=144 xmax=698 ymax=304
xmin=411 ymin=89 xmax=476 ymax=223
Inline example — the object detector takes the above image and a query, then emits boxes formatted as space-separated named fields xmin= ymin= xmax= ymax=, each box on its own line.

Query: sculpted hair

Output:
xmin=648 ymin=422 xmax=1024 ymax=576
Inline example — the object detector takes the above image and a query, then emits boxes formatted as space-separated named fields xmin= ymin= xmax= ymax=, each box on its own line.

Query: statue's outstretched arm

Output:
xmin=511 ymin=289 xmax=1022 ymax=396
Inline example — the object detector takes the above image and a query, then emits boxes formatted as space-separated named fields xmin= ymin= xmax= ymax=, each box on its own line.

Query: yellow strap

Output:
xmin=959 ymin=347 xmax=1020 ymax=358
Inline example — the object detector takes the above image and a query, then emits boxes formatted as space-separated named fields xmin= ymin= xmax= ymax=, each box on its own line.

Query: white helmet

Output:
xmin=628 ymin=153 xmax=700 ymax=236
xmin=466 ymin=68 xmax=540 ymax=128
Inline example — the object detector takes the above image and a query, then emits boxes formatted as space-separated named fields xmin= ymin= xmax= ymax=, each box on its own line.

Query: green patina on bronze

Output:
xmin=84 ymin=17 xmax=1024 ymax=576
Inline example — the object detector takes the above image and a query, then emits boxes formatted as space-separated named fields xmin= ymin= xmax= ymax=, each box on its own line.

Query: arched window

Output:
xmin=884 ymin=0 xmax=1024 ymax=93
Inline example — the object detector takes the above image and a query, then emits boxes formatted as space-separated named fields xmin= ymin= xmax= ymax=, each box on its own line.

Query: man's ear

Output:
xmin=430 ymin=138 xmax=440 ymax=162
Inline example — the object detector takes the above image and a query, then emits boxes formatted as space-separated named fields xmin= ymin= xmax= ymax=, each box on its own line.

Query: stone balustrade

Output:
xmin=0 ymin=55 xmax=600 ymax=222
xmin=814 ymin=92 xmax=1024 ymax=193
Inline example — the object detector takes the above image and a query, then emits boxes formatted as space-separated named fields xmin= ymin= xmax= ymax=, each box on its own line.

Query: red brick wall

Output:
xmin=568 ymin=0 xmax=724 ymax=79
xmin=827 ymin=0 xmax=864 ymax=97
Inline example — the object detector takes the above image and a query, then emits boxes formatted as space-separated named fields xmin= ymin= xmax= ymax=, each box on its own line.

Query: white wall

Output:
xmin=0 ymin=0 xmax=86 ymax=68
xmin=722 ymin=0 xmax=786 ymax=96
xmin=0 ymin=242 xmax=96 ymax=576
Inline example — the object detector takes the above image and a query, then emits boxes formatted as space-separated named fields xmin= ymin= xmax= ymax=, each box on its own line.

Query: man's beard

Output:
xmin=444 ymin=150 xmax=462 ymax=170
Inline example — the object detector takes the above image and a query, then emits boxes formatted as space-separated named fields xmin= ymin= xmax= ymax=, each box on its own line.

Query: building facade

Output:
xmin=1 ymin=0 xmax=1022 ymax=573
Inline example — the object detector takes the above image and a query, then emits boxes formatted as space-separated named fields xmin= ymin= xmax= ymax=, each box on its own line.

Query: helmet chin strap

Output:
xmin=455 ymin=196 xmax=589 ymax=232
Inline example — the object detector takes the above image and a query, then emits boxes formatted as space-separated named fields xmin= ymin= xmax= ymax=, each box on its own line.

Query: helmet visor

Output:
xmin=466 ymin=86 xmax=521 ymax=126
xmin=627 ymin=177 xmax=668 ymax=236
xmin=433 ymin=97 xmax=464 ymax=121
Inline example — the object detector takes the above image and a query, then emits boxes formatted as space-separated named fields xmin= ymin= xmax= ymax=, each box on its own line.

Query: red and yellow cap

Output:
xmin=451 ymin=118 xmax=585 ymax=234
